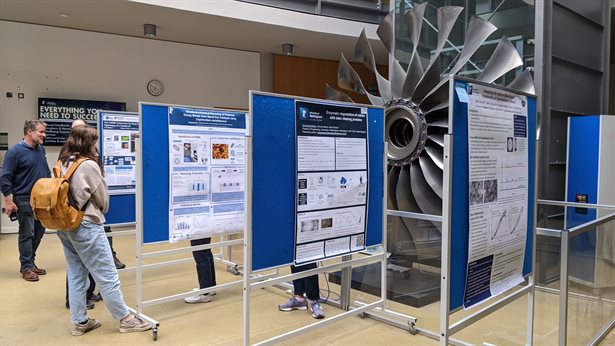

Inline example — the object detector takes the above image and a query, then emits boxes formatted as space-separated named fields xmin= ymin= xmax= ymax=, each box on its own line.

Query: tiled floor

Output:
xmin=0 ymin=231 xmax=613 ymax=345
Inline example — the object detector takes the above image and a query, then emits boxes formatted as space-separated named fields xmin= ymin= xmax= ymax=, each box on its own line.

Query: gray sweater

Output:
xmin=61 ymin=159 xmax=109 ymax=224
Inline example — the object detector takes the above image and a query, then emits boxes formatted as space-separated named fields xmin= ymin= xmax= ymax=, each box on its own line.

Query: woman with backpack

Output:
xmin=56 ymin=125 xmax=151 ymax=336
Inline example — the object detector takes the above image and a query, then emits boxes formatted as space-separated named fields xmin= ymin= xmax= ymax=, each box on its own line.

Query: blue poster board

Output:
xmin=449 ymin=77 xmax=536 ymax=311
xmin=139 ymin=103 xmax=247 ymax=244
xmin=251 ymin=91 xmax=384 ymax=272
xmin=98 ymin=111 xmax=138 ymax=226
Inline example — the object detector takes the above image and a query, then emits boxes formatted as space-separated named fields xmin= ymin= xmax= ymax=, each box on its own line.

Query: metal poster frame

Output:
xmin=243 ymin=91 xmax=386 ymax=345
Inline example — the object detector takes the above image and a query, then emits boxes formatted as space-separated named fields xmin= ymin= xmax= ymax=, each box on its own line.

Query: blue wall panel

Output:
xmin=140 ymin=104 xmax=171 ymax=244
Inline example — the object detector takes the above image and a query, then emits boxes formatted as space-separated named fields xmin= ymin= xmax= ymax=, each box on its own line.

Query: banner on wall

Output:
xmin=167 ymin=107 xmax=247 ymax=242
xmin=461 ymin=83 xmax=529 ymax=309
xmin=294 ymin=100 xmax=369 ymax=265
xmin=38 ymin=98 xmax=126 ymax=146
xmin=99 ymin=111 xmax=138 ymax=195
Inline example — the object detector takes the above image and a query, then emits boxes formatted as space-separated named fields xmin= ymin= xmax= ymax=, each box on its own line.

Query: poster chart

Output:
xmin=294 ymin=100 xmax=369 ymax=265
xmin=39 ymin=98 xmax=126 ymax=146
xmin=168 ymin=107 xmax=246 ymax=242
xmin=461 ymin=83 xmax=529 ymax=308
xmin=100 ymin=111 xmax=138 ymax=194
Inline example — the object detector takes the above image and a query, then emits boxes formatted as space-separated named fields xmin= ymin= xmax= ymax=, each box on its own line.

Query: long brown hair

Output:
xmin=59 ymin=125 xmax=104 ymax=175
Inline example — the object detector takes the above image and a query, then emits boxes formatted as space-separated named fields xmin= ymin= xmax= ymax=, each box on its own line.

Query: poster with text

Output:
xmin=39 ymin=98 xmax=126 ymax=146
xmin=168 ymin=107 xmax=246 ymax=242
xmin=462 ymin=83 xmax=529 ymax=309
xmin=100 ymin=111 xmax=138 ymax=194
xmin=294 ymin=100 xmax=368 ymax=264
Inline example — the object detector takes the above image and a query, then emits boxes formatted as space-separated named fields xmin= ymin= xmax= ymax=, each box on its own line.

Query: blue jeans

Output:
xmin=57 ymin=221 xmax=129 ymax=324
xmin=15 ymin=195 xmax=45 ymax=272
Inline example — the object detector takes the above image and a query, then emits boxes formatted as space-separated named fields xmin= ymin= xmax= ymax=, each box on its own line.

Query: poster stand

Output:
xmin=134 ymin=102 xmax=249 ymax=340
xmin=243 ymin=91 xmax=386 ymax=345
xmin=351 ymin=76 xmax=537 ymax=345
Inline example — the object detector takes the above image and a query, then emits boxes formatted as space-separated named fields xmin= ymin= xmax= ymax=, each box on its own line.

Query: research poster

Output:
xmin=168 ymin=107 xmax=246 ymax=242
xmin=100 ymin=111 xmax=138 ymax=194
xmin=294 ymin=100 xmax=368 ymax=264
xmin=462 ymin=83 xmax=529 ymax=309
xmin=38 ymin=98 xmax=126 ymax=146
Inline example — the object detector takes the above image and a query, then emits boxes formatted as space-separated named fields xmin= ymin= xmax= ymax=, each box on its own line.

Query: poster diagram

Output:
xmin=100 ymin=112 xmax=138 ymax=194
xmin=168 ymin=107 xmax=247 ymax=242
xmin=294 ymin=100 xmax=369 ymax=264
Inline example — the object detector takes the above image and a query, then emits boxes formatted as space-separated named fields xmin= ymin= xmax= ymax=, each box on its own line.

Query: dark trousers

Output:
xmin=15 ymin=196 xmax=45 ymax=272
xmin=190 ymin=237 xmax=216 ymax=288
xmin=104 ymin=225 xmax=116 ymax=256
xmin=291 ymin=263 xmax=320 ymax=301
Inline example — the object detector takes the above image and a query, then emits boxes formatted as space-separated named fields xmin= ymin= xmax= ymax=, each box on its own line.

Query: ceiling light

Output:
xmin=144 ymin=24 xmax=157 ymax=38
xmin=59 ymin=13 xmax=69 ymax=18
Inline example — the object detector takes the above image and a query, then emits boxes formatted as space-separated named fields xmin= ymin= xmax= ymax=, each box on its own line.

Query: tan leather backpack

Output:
xmin=30 ymin=158 xmax=89 ymax=230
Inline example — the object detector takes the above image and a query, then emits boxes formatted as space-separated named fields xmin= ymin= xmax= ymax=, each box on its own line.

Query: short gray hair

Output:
xmin=23 ymin=120 xmax=47 ymax=135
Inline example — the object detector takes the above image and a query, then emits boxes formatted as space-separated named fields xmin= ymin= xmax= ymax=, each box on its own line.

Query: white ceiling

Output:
xmin=0 ymin=0 xmax=390 ymax=64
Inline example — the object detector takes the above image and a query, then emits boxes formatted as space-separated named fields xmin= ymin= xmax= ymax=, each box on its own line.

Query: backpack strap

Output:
xmin=62 ymin=158 xmax=91 ymax=180
xmin=52 ymin=161 xmax=62 ymax=178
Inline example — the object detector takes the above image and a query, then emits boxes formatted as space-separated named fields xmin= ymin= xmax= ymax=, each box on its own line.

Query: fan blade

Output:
xmin=478 ymin=36 xmax=523 ymax=83
xmin=425 ymin=144 xmax=444 ymax=170
xmin=420 ymin=17 xmax=496 ymax=110
xmin=393 ymin=166 xmax=428 ymax=256
xmin=377 ymin=10 xmax=395 ymax=55
xmin=428 ymin=117 xmax=449 ymax=128
xmin=420 ymin=82 xmax=449 ymax=111
xmin=419 ymin=153 xmax=443 ymax=198
xmin=434 ymin=6 xmax=465 ymax=57
xmin=405 ymin=2 xmax=427 ymax=49
xmin=507 ymin=69 xmax=535 ymax=95
xmin=355 ymin=30 xmax=391 ymax=102
xmin=410 ymin=55 xmax=441 ymax=101
xmin=355 ymin=29 xmax=377 ymax=72
xmin=390 ymin=59 xmax=406 ymax=99
xmin=428 ymin=133 xmax=445 ymax=147
xmin=424 ymin=101 xmax=449 ymax=116
xmin=387 ymin=166 xmax=400 ymax=209
xmin=410 ymin=162 xmax=442 ymax=216
xmin=449 ymin=16 xmax=497 ymax=76
xmin=325 ymin=83 xmax=354 ymax=103
xmin=412 ymin=6 xmax=463 ymax=101
xmin=396 ymin=165 xmax=421 ymax=213
xmin=338 ymin=54 xmax=383 ymax=105
xmin=401 ymin=51 xmax=424 ymax=98
xmin=400 ymin=2 xmax=427 ymax=99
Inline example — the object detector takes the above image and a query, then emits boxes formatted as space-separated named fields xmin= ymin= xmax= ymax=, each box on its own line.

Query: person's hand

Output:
xmin=4 ymin=195 xmax=17 ymax=215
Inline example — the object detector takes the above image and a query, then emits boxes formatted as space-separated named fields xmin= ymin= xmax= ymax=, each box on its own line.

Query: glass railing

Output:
xmin=236 ymin=0 xmax=390 ymax=24
xmin=535 ymin=200 xmax=615 ymax=345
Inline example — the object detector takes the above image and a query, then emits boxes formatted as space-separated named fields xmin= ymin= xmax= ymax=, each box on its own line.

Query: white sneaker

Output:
xmin=184 ymin=288 xmax=213 ymax=304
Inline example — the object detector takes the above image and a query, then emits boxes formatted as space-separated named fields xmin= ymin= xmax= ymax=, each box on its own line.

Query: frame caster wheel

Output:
xmin=232 ymin=266 xmax=240 ymax=275
xmin=152 ymin=327 xmax=158 ymax=341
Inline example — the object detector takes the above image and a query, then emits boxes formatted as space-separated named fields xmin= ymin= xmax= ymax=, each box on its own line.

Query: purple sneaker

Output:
xmin=278 ymin=296 xmax=308 ymax=311
xmin=310 ymin=300 xmax=325 ymax=319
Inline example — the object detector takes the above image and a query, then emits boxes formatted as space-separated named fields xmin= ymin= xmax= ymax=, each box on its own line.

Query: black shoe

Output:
xmin=88 ymin=292 xmax=102 ymax=302
xmin=113 ymin=256 xmax=126 ymax=269
xmin=66 ymin=301 xmax=95 ymax=310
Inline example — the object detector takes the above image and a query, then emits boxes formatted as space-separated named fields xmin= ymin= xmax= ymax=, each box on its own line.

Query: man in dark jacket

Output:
xmin=1 ymin=120 xmax=51 ymax=281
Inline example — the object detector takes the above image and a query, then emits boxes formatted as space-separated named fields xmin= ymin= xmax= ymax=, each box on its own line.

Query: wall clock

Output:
xmin=147 ymin=79 xmax=164 ymax=96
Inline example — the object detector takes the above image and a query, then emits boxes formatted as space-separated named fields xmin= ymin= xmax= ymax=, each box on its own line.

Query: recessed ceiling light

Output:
xmin=59 ymin=13 xmax=69 ymax=18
